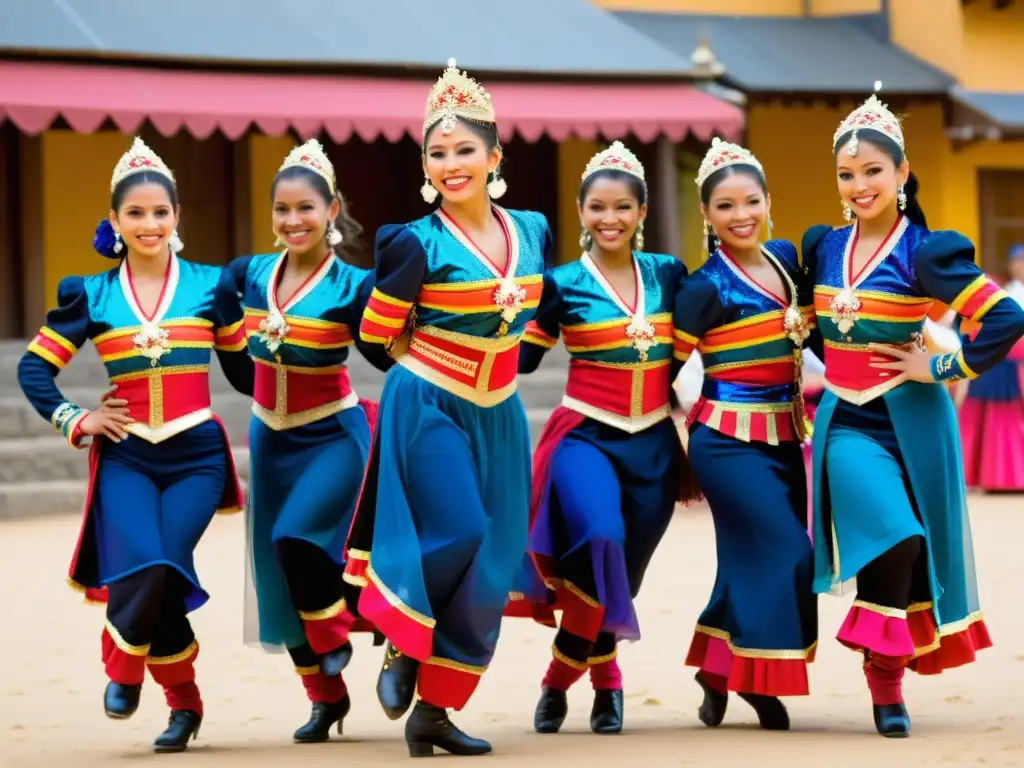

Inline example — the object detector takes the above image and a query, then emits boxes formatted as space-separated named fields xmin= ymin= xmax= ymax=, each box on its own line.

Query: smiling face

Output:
xmin=109 ymin=181 xmax=179 ymax=259
xmin=423 ymin=121 xmax=500 ymax=204
xmin=701 ymin=168 xmax=769 ymax=254
xmin=271 ymin=176 xmax=340 ymax=257
xmin=836 ymin=136 xmax=909 ymax=223
xmin=578 ymin=174 xmax=647 ymax=254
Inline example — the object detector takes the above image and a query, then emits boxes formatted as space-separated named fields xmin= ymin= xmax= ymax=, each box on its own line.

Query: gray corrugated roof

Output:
xmin=615 ymin=12 xmax=953 ymax=94
xmin=0 ymin=0 xmax=694 ymax=76
xmin=952 ymin=88 xmax=1024 ymax=129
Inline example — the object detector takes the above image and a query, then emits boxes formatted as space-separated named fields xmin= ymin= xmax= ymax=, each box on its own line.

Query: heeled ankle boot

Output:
xmin=589 ymin=688 xmax=623 ymax=734
xmin=104 ymin=682 xmax=142 ymax=719
xmin=377 ymin=642 xmax=419 ymax=720
xmin=405 ymin=700 xmax=492 ymax=757
xmin=737 ymin=693 xmax=790 ymax=730
xmin=153 ymin=710 xmax=202 ymax=753
xmin=294 ymin=694 xmax=351 ymax=743
xmin=533 ymin=686 xmax=568 ymax=733
xmin=694 ymin=672 xmax=727 ymax=727
xmin=864 ymin=653 xmax=911 ymax=738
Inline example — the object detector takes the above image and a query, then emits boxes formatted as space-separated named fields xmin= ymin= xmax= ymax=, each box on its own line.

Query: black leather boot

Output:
xmin=590 ymin=688 xmax=623 ymax=734
xmin=694 ymin=672 xmax=727 ymax=727
xmin=738 ymin=692 xmax=790 ymax=730
xmin=153 ymin=710 xmax=202 ymax=753
xmin=294 ymin=694 xmax=351 ymax=743
xmin=405 ymin=700 xmax=492 ymax=757
xmin=533 ymin=686 xmax=568 ymax=733
xmin=104 ymin=682 xmax=142 ymax=719
xmin=376 ymin=642 xmax=419 ymax=720
xmin=320 ymin=641 xmax=353 ymax=677
xmin=873 ymin=703 xmax=911 ymax=738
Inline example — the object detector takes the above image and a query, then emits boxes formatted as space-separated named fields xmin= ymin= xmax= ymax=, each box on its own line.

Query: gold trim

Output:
xmin=399 ymin=354 xmax=517 ymax=408
xmin=693 ymin=624 xmax=816 ymax=661
xmin=294 ymin=664 xmax=320 ymax=676
xmin=415 ymin=323 xmax=521 ymax=352
xmin=299 ymin=597 xmax=347 ymax=622
xmin=105 ymin=620 xmax=150 ymax=656
xmin=108 ymin=364 xmax=209 ymax=383
xmin=561 ymin=395 xmax=670 ymax=435
xmin=552 ymin=645 xmax=588 ymax=671
xmin=147 ymin=640 xmax=198 ymax=666
xmin=252 ymin=391 xmax=359 ymax=431
xmin=365 ymin=563 xmax=436 ymax=629
xmin=124 ymin=408 xmax=213 ymax=444
xmin=824 ymin=376 xmax=903 ymax=406
xmin=423 ymin=655 xmax=487 ymax=675
xmin=587 ymin=650 xmax=618 ymax=665
xmin=852 ymin=599 xmax=907 ymax=619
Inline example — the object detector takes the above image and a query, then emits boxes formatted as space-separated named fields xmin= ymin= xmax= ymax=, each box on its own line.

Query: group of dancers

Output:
xmin=17 ymin=61 xmax=1024 ymax=756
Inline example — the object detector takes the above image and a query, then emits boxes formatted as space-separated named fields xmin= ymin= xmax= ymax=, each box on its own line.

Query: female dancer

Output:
xmin=674 ymin=139 xmax=818 ymax=730
xmin=802 ymin=95 xmax=1024 ymax=737
xmin=17 ymin=138 xmax=248 ymax=752
xmin=218 ymin=139 xmax=379 ymax=742
xmin=957 ymin=258 xmax=1024 ymax=492
xmin=342 ymin=60 xmax=549 ymax=757
xmin=508 ymin=142 xmax=693 ymax=735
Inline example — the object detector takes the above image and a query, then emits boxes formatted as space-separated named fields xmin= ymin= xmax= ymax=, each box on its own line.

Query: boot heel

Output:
xmin=408 ymin=741 xmax=434 ymax=757
xmin=336 ymin=718 xmax=344 ymax=735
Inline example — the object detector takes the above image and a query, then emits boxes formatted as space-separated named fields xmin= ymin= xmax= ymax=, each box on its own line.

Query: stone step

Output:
xmin=0 ymin=407 xmax=557 ymax=488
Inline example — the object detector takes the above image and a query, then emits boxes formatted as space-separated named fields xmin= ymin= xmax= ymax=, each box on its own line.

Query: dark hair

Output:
xmin=833 ymin=128 xmax=927 ymax=229
xmin=577 ymin=169 xmax=648 ymax=206
xmin=111 ymin=171 xmax=178 ymax=212
xmin=422 ymin=117 xmax=503 ymax=188
xmin=271 ymin=165 xmax=364 ymax=261
xmin=93 ymin=172 xmax=180 ymax=259
xmin=699 ymin=164 xmax=768 ymax=254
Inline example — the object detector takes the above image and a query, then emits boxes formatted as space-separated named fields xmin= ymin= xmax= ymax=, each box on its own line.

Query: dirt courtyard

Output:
xmin=1 ymin=494 xmax=1022 ymax=767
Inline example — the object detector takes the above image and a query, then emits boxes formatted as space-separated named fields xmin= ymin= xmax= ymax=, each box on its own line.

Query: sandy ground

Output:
xmin=1 ymin=494 xmax=1022 ymax=767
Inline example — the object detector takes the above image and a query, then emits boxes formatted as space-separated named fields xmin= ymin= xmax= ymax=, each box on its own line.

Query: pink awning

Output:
xmin=0 ymin=60 xmax=743 ymax=143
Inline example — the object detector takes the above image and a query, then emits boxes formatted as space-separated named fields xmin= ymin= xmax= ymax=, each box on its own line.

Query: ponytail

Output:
xmin=901 ymin=171 xmax=927 ymax=229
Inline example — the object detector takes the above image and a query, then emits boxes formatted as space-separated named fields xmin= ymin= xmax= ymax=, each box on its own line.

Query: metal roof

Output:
xmin=0 ymin=0 xmax=696 ymax=76
xmin=952 ymin=88 xmax=1024 ymax=131
xmin=614 ymin=12 xmax=954 ymax=95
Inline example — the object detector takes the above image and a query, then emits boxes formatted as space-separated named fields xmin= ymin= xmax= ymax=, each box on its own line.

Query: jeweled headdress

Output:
xmin=279 ymin=139 xmax=337 ymax=195
xmin=695 ymin=137 xmax=764 ymax=189
xmin=110 ymin=137 xmax=175 ymax=192
xmin=833 ymin=94 xmax=904 ymax=156
xmin=422 ymin=58 xmax=496 ymax=138
xmin=582 ymin=141 xmax=646 ymax=184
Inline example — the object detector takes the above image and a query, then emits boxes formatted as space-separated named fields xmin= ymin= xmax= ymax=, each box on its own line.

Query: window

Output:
xmin=978 ymin=169 xmax=1024 ymax=281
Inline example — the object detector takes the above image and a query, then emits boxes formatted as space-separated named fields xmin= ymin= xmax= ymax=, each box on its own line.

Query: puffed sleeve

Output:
xmin=671 ymin=272 xmax=724 ymax=406
xmin=358 ymin=224 xmax=427 ymax=371
xmin=212 ymin=256 xmax=255 ymax=396
xmin=17 ymin=276 xmax=92 ymax=447
xmin=799 ymin=225 xmax=832 ymax=361
xmin=519 ymin=270 xmax=562 ymax=374
xmin=346 ymin=267 xmax=392 ymax=373
xmin=915 ymin=232 xmax=1024 ymax=382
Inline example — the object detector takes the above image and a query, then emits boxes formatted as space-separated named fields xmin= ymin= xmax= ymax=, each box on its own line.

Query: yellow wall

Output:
xmin=555 ymin=137 xmax=599 ymax=265
xmin=592 ymin=0 xmax=802 ymax=15
xmin=249 ymin=134 xmax=296 ymax=255
xmin=809 ymin=0 xmax=881 ymax=15
xmin=40 ymin=131 xmax=128 ymax=303
xmin=888 ymin=0 xmax=964 ymax=78
xmin=747 ymin=100 xmax=1024 ymax=261
xmin=961 ymin=3 xmax=1024 ymax=92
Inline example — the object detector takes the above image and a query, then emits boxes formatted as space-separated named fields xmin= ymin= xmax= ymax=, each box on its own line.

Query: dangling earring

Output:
xmin=486 ymin=174 xmax=507 ymax=199
xmin=326 ymin=222 xmax=343 ymax=247
xmin=767 ymin=217 xmax=774 ymax=240
xmin=169 ymin=229 xmax=184 ymax=253
xmin=897 ymin=184 xmax=907 ymax=211
xmin=420 ymin=177 xmax=438 ymax=204
xmin=113 ymin=231 xmax=123 ymax=254
xmin=634 ymin=222 xmax=645 ymax=251
xmin=842 ymin=202 xmax=854 ymax=222
xmin=273 ymin=232 xmax=283 ymax=248
xmin=579 ymin=228 xmax=593 ymax=251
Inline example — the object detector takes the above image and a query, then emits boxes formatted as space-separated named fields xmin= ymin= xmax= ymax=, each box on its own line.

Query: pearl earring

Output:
xmin=327 ymin=222 xmax=343 ymax=247
xmin=420 ymin=178 xmax=439 ymax=204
